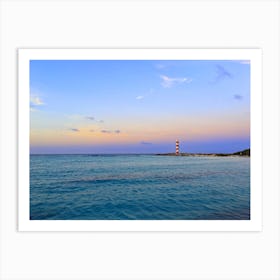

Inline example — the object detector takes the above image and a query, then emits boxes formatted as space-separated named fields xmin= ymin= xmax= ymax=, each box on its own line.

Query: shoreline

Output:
xmin=155 ymin=153 xmax=249 ymax=157
xmin=156 ymin=149 xmax=250 ymax=157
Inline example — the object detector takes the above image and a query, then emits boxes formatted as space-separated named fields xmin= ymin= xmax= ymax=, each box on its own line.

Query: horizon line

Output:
xmin=30 ymin=148 xmax=250 ymax=156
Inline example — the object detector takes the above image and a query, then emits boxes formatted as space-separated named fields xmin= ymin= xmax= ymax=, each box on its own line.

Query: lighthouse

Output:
xmin=175 ymin=139 xmax=179 ymax=155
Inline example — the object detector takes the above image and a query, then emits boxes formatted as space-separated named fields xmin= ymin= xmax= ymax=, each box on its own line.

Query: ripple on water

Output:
xmin=30 ymin=155 xmax=250 ymax=220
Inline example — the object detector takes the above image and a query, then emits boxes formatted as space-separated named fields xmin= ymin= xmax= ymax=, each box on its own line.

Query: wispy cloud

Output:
xmin=88 ymin=116 xmax=104 ymax=123
xmin=69 ymin=128 xmax=79 ymax=132
xmin=140 ymin=141 xmax=153 ymax=145
xmin=101 ymin=129 xmax=111 ymax=134
xmin=85 ymin=116 xmax=95 ymax=121
xmin=234 ymin=94 xmax=243 ymax=100
xmin=136 ymin=89 xmax=155 ymax=101
xmin=30 ymin=95 xmax=44 ymax=111
xmin=30 ymin=96 xmax=44 ymax=105
xmin=211 ymin=65 xmax=232 ymax=84
xmin=66 ymin=114 xmax=105 ymax=124
xmin=101 ymin=129 xmax=121 ymax=134
xmin=160 ymin=75 xmax=192 ymax=88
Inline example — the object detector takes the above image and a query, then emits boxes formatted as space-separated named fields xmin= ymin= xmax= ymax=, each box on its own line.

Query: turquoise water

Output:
xmin=30 ymin=155 xmax=250 ymax=220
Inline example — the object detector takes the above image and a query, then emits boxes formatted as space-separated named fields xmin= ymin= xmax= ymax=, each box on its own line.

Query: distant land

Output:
xmin=156 ymin=148 xmax=250 ymax=157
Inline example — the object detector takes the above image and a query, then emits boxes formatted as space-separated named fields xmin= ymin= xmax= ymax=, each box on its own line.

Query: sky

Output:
xmin=30 ymin=59 xmax=250 ymax=154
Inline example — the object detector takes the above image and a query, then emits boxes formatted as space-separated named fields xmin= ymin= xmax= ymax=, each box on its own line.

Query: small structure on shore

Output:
xmin=175 ymin=139 xmax=179 ymax=155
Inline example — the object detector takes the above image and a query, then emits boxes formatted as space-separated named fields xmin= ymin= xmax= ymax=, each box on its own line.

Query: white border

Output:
xmin=18 ymin=48 xmax=262 ymax=231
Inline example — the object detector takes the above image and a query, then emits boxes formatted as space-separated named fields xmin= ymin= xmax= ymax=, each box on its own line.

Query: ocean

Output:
xmin=30 ymin=154 xmax=250 ymax=220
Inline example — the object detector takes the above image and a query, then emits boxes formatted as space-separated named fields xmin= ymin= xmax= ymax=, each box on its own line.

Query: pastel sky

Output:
xmin=30 ymin=60 xmax=250 ymax=154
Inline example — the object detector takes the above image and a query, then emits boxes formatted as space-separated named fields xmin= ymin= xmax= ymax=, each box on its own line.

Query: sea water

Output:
xmin=30 ymin=154 xmax=250 ymax=220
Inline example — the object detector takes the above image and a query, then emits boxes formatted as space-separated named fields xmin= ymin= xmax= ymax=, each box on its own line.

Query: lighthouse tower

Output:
xmin=175 ymin=139 xmax=179 ymax=155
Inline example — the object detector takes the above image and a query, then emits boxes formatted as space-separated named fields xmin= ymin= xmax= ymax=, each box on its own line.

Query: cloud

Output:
xmin=86 ymin=116 xmax=95 ymax=120
xmin=212 ymin=65 xmax=232 ymax=83
xmin=30 ymin=96 xmax=44 ymax=106
xmin=85 ymin=116 xmax=104 ymax=122
xmin=234 ymin=94 xmax=243 ymax=100
xmin=101 ymin=129 xmax=111 ymax=134
xmin=136 ymin=89 xmax=155 ymax=100
xmin=160 ymin=75 xmax=192 ymax=88
xmin=140 ymin=141 xmax=153 ymax=145
xmin=101 ymin=129 xmax=121 ymax=134
xmin=89 ymin=129 xmax=95 ymax=132
xmin=69 ymin=128 xmax=79 ymax=132
xmin=30 ymin=95 xmax=44 ymax=110
xmin=87 ymin=116 xmax=104 ymax=123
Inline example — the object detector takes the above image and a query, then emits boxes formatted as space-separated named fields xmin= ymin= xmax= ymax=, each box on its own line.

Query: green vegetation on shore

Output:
xmin=156 ymin=148 xmax=250 ymax=157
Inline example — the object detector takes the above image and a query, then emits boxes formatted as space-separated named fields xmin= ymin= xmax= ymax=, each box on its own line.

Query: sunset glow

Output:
xmin=30 ymin=60 xmax=250 ymax=154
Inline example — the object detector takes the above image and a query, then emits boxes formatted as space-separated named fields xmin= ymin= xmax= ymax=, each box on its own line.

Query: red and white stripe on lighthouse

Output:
xmin=175 ymin=139 xmax=179 ymax=155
